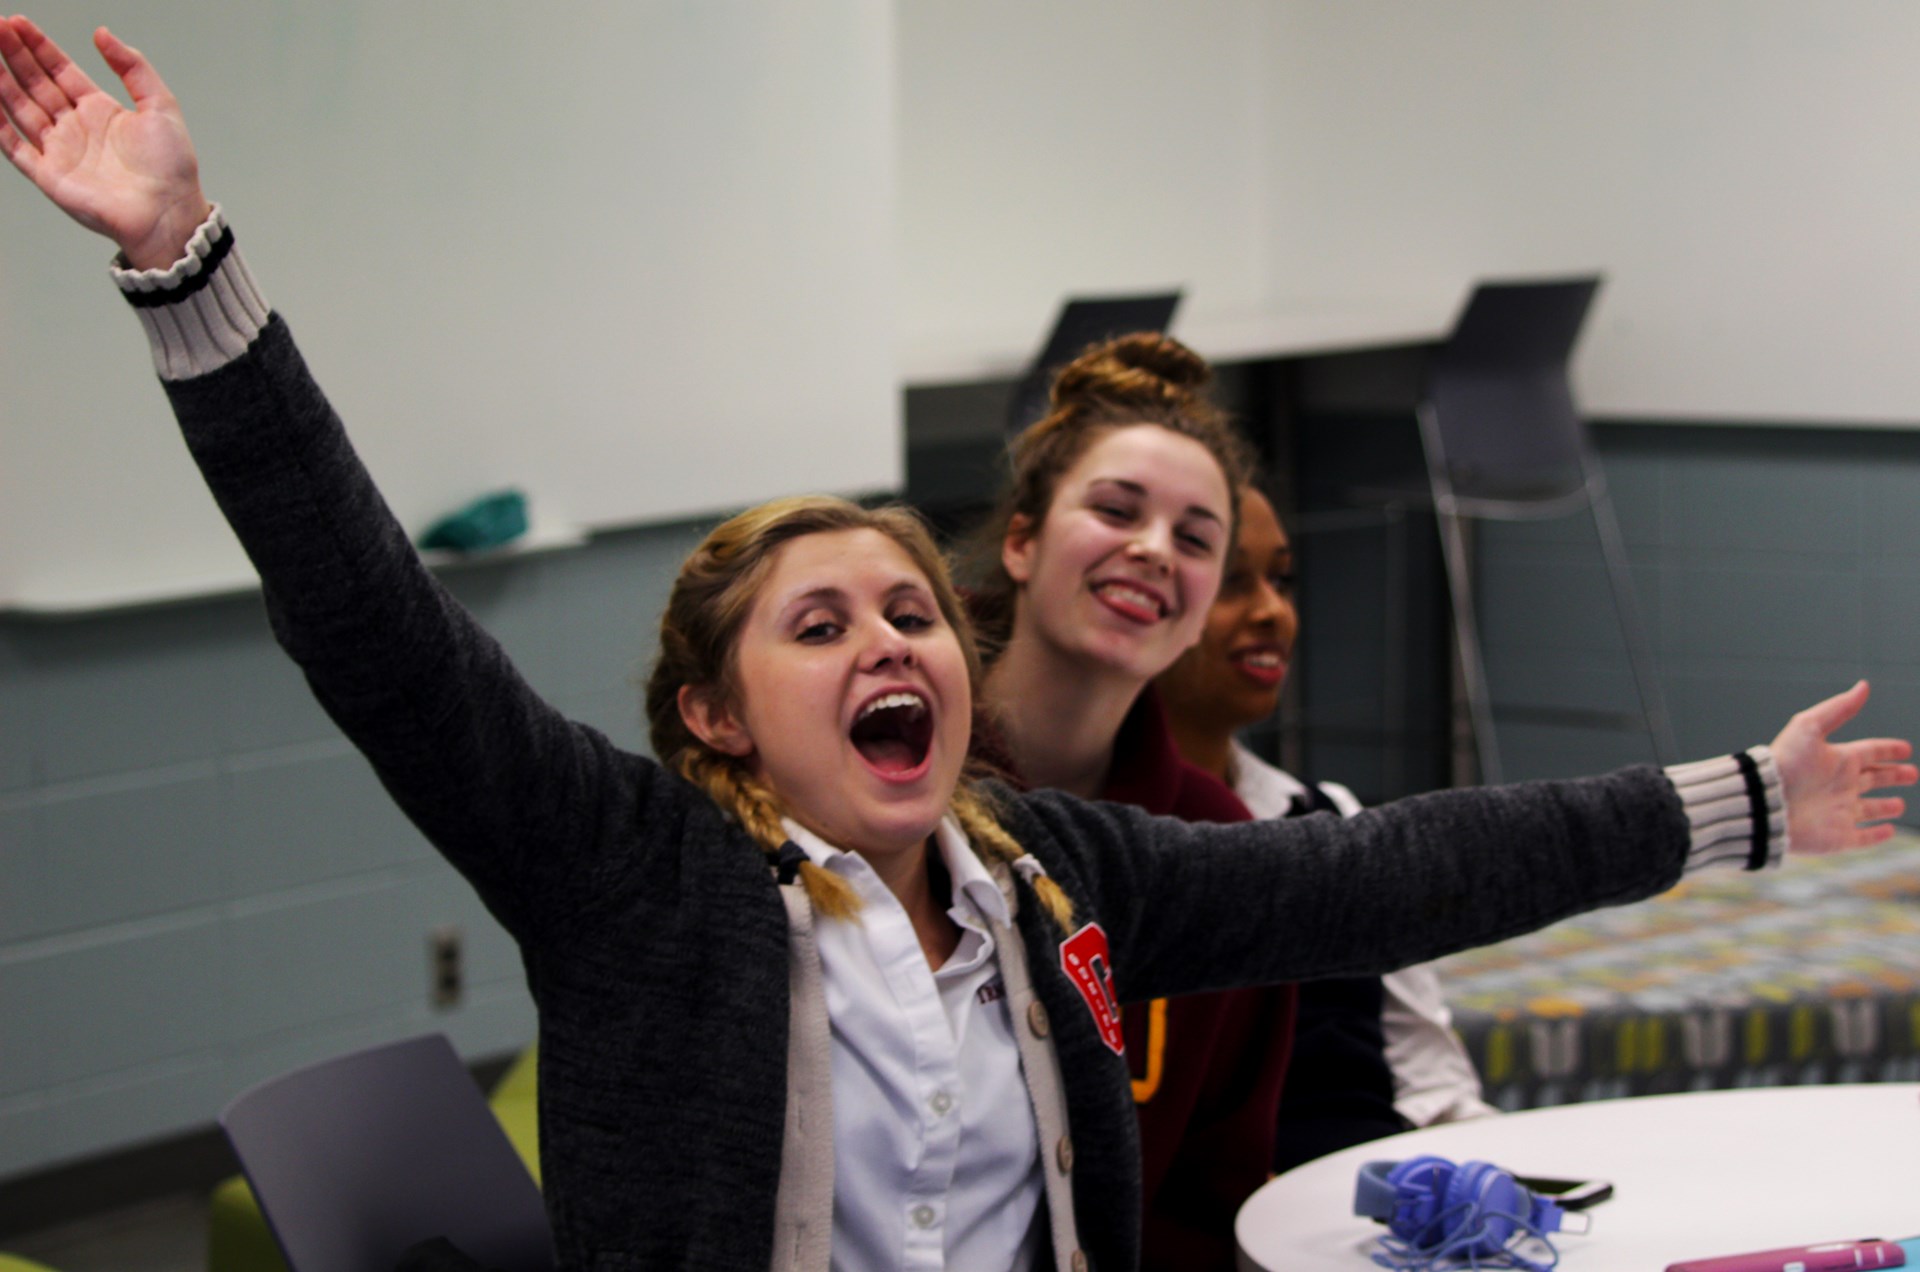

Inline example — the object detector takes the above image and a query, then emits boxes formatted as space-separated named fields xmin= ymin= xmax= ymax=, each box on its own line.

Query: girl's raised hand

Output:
xmin=0 ymin=17 xmax=209 ymax=269
xmin=1771 ymin=680 xmax=1916 ymax=855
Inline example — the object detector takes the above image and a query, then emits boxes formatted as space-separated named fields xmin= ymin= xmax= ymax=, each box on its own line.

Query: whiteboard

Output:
xmin=1259 ymin=0 xmax=1920 ymax=426
xmin=899 ymin=1 xmax=1920 ymax=429
xmin=0 ymin=1 xmax=897 ymax=612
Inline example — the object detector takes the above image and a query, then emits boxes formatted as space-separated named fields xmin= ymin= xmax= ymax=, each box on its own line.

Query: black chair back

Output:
xmin=221 ymin=1034 xmax=555 ymax=1272
xmin=1425 ymin=276 xmax=1600 ymax=508
xmin=1005 ymin=291 xmax=1182 ymax=434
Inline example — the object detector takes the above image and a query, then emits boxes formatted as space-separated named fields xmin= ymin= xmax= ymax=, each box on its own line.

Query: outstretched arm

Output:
xmin=1772 ymin=680 xmax=1913 ymax=853
xmin=2 ymin=17 xmax=682 ymax=941
xmin=0 ymin=17 xmax=208 ymax=268
xmin=1016 ymin=684 xmax=1916 ymax=998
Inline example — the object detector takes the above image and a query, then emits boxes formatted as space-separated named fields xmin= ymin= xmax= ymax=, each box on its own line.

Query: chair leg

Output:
xmin=1435 ymin=504 xmax=1501 ymax=785
xmin=1382 ymin=503 xmax=1409 ymax=797
xmin=1418 ymin=401 xmax=1501 ymax=786
xmin=1587 ymin=475 xmax=1678 ymax=765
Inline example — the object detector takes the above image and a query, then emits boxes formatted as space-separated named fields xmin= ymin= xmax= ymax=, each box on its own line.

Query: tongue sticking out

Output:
xmin=850 ymin=700 xmax=933 ymax=775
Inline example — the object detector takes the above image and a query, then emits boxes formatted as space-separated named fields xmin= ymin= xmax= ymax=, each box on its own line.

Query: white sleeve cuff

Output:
xmin=1667 ymin=746 xmax=1787 ymax=872
xmin=110 ymin=204 xmax=270 ymax=381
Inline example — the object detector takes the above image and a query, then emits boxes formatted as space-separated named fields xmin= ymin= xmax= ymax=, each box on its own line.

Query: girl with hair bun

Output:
xmin=970 ymin=331 xmax=1253 ymax=681
xmin=971 ymin=334 xmax=1302 ymax=1269
xmin=6 ymin=21 xmax=1911 ymax=1272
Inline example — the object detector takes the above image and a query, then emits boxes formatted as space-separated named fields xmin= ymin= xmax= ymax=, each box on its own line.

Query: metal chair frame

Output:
xmin=1415 ymin=277 xmax=1675 ymax=784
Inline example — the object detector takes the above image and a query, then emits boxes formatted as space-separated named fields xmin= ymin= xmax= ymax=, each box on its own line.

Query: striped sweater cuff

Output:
xmin=110 ymin=204 xmax=270 ymax=381
xmin=1666 ymin=746 xmax=1787 ymax=872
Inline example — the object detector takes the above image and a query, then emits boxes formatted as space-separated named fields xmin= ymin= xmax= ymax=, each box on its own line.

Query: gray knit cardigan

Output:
xmin=140 ymin=228 xmax=1766 ymax=1272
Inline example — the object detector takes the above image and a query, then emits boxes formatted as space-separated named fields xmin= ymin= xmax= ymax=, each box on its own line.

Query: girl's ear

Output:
xmin=1001 ymin=512 xmax=1037 ymax=585
xmin=677 ymin=684 xmax=755 ymax=758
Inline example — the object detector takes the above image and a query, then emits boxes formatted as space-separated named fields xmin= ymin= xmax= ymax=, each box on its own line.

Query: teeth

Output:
xmin=1238 ymin=651 xmax=1283 ymax=669
xmin=857 ymin=692 xmax=926 ymax=721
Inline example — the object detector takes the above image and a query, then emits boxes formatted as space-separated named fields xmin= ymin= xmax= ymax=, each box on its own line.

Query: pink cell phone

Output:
xmin=1666 ymin=1240 xmax=1906 ymax=1272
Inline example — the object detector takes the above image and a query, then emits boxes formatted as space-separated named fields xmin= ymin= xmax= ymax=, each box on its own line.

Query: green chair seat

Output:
xmin=207 ymin=1174 xmax=287 ymax=1272
xmin=490 ymin=1095 xmax=540 ymax=1185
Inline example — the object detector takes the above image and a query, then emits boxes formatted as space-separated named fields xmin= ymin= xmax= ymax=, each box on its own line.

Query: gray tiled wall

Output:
xmin=1480 ymin=424 xmax=1920 ymax=791
xmin=0 ymin=518 xmax=710 ymax=1181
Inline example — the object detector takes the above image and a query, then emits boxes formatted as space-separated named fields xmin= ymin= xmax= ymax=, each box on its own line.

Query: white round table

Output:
xmin=1236 ymin=1085 xmax=1920 ymax=1270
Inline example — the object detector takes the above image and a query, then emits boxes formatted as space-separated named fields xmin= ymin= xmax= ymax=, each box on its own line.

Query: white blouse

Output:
xmin=786 ymin=817 xmax=1045 ymax=1272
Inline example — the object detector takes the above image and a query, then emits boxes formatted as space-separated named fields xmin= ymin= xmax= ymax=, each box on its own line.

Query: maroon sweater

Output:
xmin=977 ymin=688 xmax=1298 ymax=1272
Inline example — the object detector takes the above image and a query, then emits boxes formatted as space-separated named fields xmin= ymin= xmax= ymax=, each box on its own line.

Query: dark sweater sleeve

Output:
xmin=1005 ymin=764 xmax=1692 ymax=1002
xmin=132 ymin=233 xmax=681 ymax=944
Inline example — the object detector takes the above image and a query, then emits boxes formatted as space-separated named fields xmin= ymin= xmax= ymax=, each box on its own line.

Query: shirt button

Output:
xmin=910 ymin=1204 xmax=936 ymax=1229
xmin=1056 ymin=1134 xmax=1075 ymax=1174
xmin=1028 ymin=1001 xmax=1051 ymax=1037
xmin=929 ymin=1089 xmax=954 ymax=1116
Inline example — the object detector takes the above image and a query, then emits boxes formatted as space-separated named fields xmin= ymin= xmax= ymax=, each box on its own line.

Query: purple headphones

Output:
xmin=1354 ymin=1156 xmax=1583 ymax=1271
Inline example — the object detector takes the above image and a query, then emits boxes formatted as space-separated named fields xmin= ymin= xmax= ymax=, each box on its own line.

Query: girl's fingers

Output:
xmin=0 ymin=72 xmax=48 ymax=148
xmin=24 ymin=15 xmax=110 ymax=108
xmin=1861 ymin=763 xmax=1918 ymax=793
xmin=1857 ymin=796 xmax=1906 ymax=823
xmin=1852 ymin=739 xmax=1917 ymax=765
xmin=4 ymin=16 xmax=82 ymax=121
xmin=0 ymin=112 xmax=31 ymax=176
xmin=93 ymin=26 xmax=169 ymax=111
xmin=1796 ymin=680 xmax=1871 ymax=739
xmin=0 ymin=18 xmax=59 ymax=139
xmin=1852 ymin=822 xmax=1899 ymax=848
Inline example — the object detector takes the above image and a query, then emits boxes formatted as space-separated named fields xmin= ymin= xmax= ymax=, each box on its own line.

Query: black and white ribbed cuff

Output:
xmin=110 ymin=204 xmax=269 ymax=381
xmin=1667 ymin=746 xmax=1787 ymax=872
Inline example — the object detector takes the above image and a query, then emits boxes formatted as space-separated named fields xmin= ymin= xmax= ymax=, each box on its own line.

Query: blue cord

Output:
xmin=1370 ymin=1200 xmax=1561 ymax=1272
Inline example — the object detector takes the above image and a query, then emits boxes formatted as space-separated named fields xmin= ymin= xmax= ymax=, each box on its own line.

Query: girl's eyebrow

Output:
xmin=1087 ymin=477 xmax=1225 ymax=526
xmin=769 ymin=585 xmax=846 ymax=626
xmin=774 ymin=578 xmax=931 ymax=617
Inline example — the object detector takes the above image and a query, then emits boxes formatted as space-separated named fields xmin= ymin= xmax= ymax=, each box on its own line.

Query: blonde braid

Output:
xmin=952 ymin=784 xmax=1076 ymax=935
xmin=674 ymin=756 xmax=1067 ymax=932
xmin=677 ymin=752 xmax=862 ymax=920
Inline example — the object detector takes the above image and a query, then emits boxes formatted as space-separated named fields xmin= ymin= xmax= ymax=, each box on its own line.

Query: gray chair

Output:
xmin=220 ymin=1034 xmax=556 ymax=1272
xmin=1414 ymin=275 xmax=1674 ymax=783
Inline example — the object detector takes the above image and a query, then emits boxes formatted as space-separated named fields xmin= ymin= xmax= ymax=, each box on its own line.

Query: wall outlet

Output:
xmin=430 ymin=925 xmax=464 ymax=1009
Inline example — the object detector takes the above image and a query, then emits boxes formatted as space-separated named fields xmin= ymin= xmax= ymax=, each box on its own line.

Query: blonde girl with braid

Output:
xmin=7 ymin=19 xmax=1912 ymax=1272
xmin=644 ymin=495 xmax=1074 ymax=932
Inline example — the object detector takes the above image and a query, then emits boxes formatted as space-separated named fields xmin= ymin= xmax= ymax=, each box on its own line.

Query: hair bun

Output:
xmin=1049 ymin=332 xmax=1211 ymax=414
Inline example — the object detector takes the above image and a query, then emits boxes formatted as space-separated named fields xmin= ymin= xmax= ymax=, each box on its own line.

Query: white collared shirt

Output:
xmin=785 ymin=816 xmax=1044 ymax=1272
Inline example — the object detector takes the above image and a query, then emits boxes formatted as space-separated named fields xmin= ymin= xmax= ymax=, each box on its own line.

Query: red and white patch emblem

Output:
xmin=1059 ymin=922 xmax=1124 ymax=1055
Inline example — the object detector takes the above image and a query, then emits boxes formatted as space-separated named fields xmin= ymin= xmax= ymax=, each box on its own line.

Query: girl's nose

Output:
xmin=1250 ymin=578 xmax=1299 ymax=642
xmin=1125 ymin=524 xmax=1173 ymax=574
xmin=860 ymin=617 xmax=915 ymax=670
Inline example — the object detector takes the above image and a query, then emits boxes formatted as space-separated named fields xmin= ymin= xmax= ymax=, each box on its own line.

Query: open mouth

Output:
xmin=849 ymin=691 xmax=934 ymax=777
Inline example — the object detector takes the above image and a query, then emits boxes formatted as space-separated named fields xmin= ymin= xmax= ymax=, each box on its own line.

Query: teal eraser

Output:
xmin=419 ymin=489 xmax=529 ymax=553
